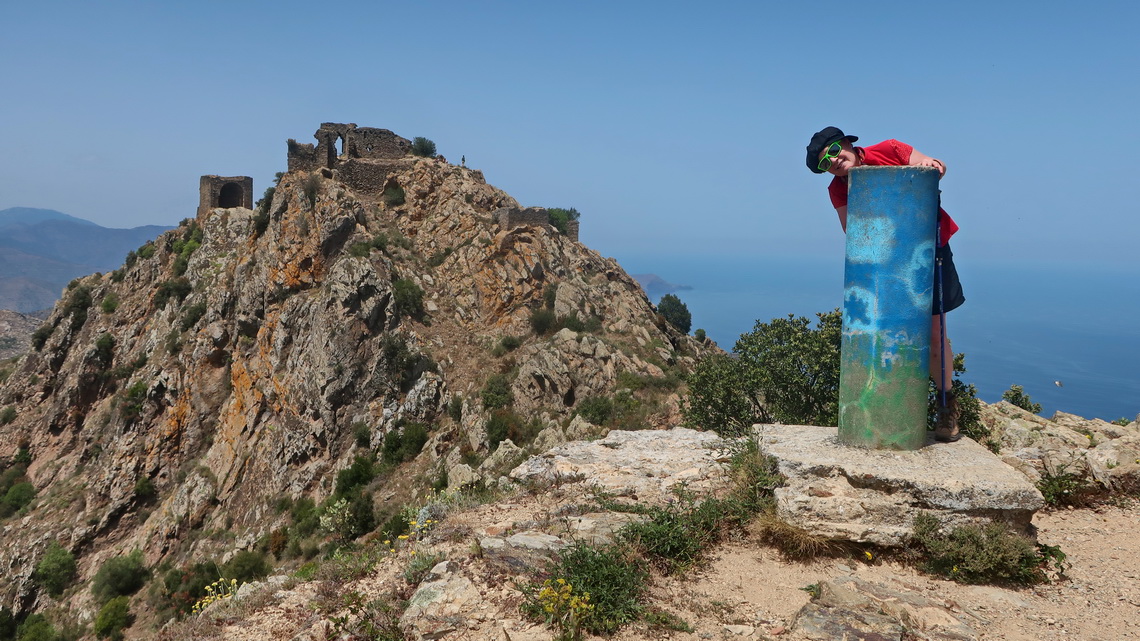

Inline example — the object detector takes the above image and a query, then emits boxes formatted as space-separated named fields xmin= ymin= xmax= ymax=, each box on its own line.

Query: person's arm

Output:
xmin=908 ymin=147 xmax=946 ymax=177
xmin=836 ymin=205 xmax=847 ymax=232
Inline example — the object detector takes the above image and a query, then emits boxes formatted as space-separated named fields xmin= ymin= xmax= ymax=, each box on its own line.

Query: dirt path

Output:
xmin=608 ymin=502 xmax=1140 ymax=640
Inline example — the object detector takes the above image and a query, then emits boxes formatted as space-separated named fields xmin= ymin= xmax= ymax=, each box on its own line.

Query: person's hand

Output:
xmin=914 ymin=157 xmax=946 ymax=177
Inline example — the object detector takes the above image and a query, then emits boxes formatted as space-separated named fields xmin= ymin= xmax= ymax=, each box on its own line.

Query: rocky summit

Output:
xmin=0 ymin=126 xmax=707 ymax=631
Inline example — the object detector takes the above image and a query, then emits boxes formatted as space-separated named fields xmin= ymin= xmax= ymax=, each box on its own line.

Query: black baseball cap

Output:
xmin=806 ymin=126 xmax=858 ymax=174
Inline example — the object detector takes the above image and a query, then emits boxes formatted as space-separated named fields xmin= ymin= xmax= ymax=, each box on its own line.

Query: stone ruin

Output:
xmin=286 ymin=123 xmax=413 ymax=196
xmin=492 ymin=206 xmax=579 ymax=242
xmin=199 ymin=123 xmax=582 ymax=240
xmin=197 ymin=175 xmax=253 ymax=218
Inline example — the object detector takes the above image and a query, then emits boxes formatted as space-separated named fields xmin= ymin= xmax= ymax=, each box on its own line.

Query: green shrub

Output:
xmin=31 ymin=325 xmax=54 ymax=351
xmin=349 ymin=242 xmax=372 ymax=258
xmin=101 ymin=292 xmax=119 ymax=314
xmin=15 ymin=614 xmax=57 ymax=641
xmin=530 ymin=308 xmax=556 ymax=335
xmin=694 ymin=328 xmax=706 ymax=341
xmin=137 ymin=243 xmax=156 ymax=259
xmin=370 ymin=233 xmax=389 ymax=251
xmin=303 ymin=173 xmax=322 ymax=208
xmin=92 ymin=550 xmax=149 ymax=604
xmin=448 ymin=396 xmax=463 ymax=423
xmin=291 ymin=497 xmax=320 ymax=538
xmin=0 ymin=406 xmax=15 ymax=426
xmin=133 ymin=477 xmax=156 ymax=502
xmin=524 ymin=544 xmax=646 ymax=635
xmin=180 ymin=301 xmax=207 ymax=331
xmin=547 ymin=207 xmax=581 ymax=236
xmin=400 ymin=423 xmax=429 ymax=461
xmin=910 ymin=513 xmax=1067 ymax=585
xmin=336 ymin=455 xmax=378 ymax=496
xmin=1002 ymin=384 xmax=1042 ymax=414
xmin=94 ymin=333 xmax=115 ymax=368
xmin=0 ymin=482 xmax=36 ymax=517
xmin=153 ymin=278 xmax=192 ymax=309
xmin=120 ymin=381 xmax=147 ymax=423
xmin=485 ymin=409 xmax=540 ymax=452
xmin=94 ymin=595 xmax=132 ymax=640
xmin=1037 ymin=463 xmax=1101 ymax=508
xmin=657 ymin=294 xmax=691 ymax=334
xmin=684 ymin=310 xmax=840 ymax=435
xmin=411 ymin=137 xmax=437 ymax=157
xmin=383 ymin=185 xmax=406 ymax=206
xmin=481 ymin=374 xmax=513 ymax=410
xmin=222 ymin=550 xmax=271 ymax=583
xmin=575 ymin=397 xmax=614 ymax=426
xmin=124 ymin=250 xmax=138 ymax=269
xmin=393 ymin=279 xmax=425 ymax=320
xmin=34 ymin=541 xmax=77 ymax=597
xmin=378 ymin=333 xmax=437 ymax=392
xmin=353 ymin=422 xmax=371 ymax=448
xmin=64 ymin=286 xmax=93 ymax=331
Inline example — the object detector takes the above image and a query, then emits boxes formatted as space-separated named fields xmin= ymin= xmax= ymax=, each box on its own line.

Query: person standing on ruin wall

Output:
xmin=806 ymin=126 xmax=966 ymax=442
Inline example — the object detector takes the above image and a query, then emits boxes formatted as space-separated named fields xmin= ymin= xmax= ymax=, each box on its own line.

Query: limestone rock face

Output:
xmin=756 ymin=424 xmax=1043 ymax=546
xmin=510 ymin=427 xmax=729 ymax=501
xmin=792 ymin=576 xmax=977 ymax=641
xmin=982 ymin=401 xmax=1140 ymax=494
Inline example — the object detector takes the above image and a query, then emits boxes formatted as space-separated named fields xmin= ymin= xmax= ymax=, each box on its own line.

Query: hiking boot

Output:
xmin=934 ymin=391 xmax=962 ymax=442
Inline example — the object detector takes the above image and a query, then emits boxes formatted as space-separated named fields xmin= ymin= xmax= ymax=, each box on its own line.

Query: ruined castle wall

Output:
xmin=351 ymin=127 xmax=411 ymax=159
xmin=287 ymin=140 xmax=319 ymax=173
xmin=337 ymin=159 xmax=403 ymax=195
xmin=564 ymin=220 xmax=580 ymax=242
xmin=198 ymin=175 xmax=253 ymax=219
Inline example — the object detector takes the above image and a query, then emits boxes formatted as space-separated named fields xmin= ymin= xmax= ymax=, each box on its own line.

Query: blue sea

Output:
xmin=620 ymin=253 xmax=1140 ymax=422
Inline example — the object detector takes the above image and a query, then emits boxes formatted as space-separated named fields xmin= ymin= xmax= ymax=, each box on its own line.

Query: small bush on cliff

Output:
xmin=101 ymin=292 xmax=119 ymax=314
xmin=547 ymin=207 xmax=580 ymax=236
xmin=393 ymin=279 xmax=425 ymax=320
xmin=0 ymin=482 xmax=36 ymax=518
xmin=1002 ymin=384 xmax=1042 ymax=414
xmin=411 ymin=137 xmax=437 ymax=157
xmin=657 ymin=294 xmax=691 ymax=334
xmin=383 ymin=185 xmax=406 ymax=207
xmin=34 ymin=541 xmax=78 ymax=597
xmin=303 ymin=173 xmax=322 ymax=208
xmin=223 ymin=551 xmax=271 ymax=584
xmin=64 ymin=285 xmax=93 ymax=332
xmin=0 ymin=406 xmax=15 ymax=426
xmin=94 ymin=595 xmax=132 ymax=640
xmin=481 ymin=374 xmax=514 ymax=410
xmin=153 ymin=278 xmax=192 ymax=309
xmin=31 ymin=325 xmax=54 ymax=351
xmin=92 ymin=550 xmax=149 ymax=604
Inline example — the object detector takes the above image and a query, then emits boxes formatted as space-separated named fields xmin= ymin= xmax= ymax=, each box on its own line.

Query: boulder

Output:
xmin=756 ymin=424 xmax=1043 ymax=546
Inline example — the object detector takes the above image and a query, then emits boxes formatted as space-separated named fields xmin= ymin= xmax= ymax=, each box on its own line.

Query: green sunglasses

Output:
xmin=817 ymin=141 xmax=843 ymax=172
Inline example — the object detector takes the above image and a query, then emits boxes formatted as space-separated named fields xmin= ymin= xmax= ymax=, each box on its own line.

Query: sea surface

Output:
xmin=619 ymin=253 xmax=1140 ymax=422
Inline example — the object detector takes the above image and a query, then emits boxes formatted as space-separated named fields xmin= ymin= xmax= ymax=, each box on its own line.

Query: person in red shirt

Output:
xmin=806 ymin=126 xmax=965 ymax=442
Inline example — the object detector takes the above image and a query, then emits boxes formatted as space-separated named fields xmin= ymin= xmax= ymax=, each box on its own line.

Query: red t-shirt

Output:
xmin=827 ymin=139 xmax=959 ymax=245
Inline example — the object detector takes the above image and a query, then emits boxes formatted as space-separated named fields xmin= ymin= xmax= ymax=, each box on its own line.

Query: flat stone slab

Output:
xmin=755 ymin=424 xmax=1044 ymax=546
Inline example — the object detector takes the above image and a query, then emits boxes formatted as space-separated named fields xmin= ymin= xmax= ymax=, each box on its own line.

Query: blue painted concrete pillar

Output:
xmin=838 ymin=166 xmax=940 ymax=450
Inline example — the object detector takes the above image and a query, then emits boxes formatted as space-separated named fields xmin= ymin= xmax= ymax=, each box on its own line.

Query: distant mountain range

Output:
xmin=0 ymin=207 xmax=172 ymax=312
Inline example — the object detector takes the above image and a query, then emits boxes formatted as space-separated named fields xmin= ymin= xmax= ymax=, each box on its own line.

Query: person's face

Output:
xmin=819 ymin=139 xmax=859 ymax=177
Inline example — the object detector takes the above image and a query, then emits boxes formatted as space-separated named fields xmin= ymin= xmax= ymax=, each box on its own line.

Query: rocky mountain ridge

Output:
xmin=0 ymin=140 xmax=707 ymax=631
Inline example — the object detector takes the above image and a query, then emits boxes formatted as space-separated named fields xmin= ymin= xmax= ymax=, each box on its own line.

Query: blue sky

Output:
xmin=2 ymin=1 xmax=1138 ymax=268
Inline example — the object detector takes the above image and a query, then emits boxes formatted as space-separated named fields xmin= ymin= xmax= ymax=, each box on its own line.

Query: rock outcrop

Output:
xmin=0 ymin=132 xmax=707 ymax=623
